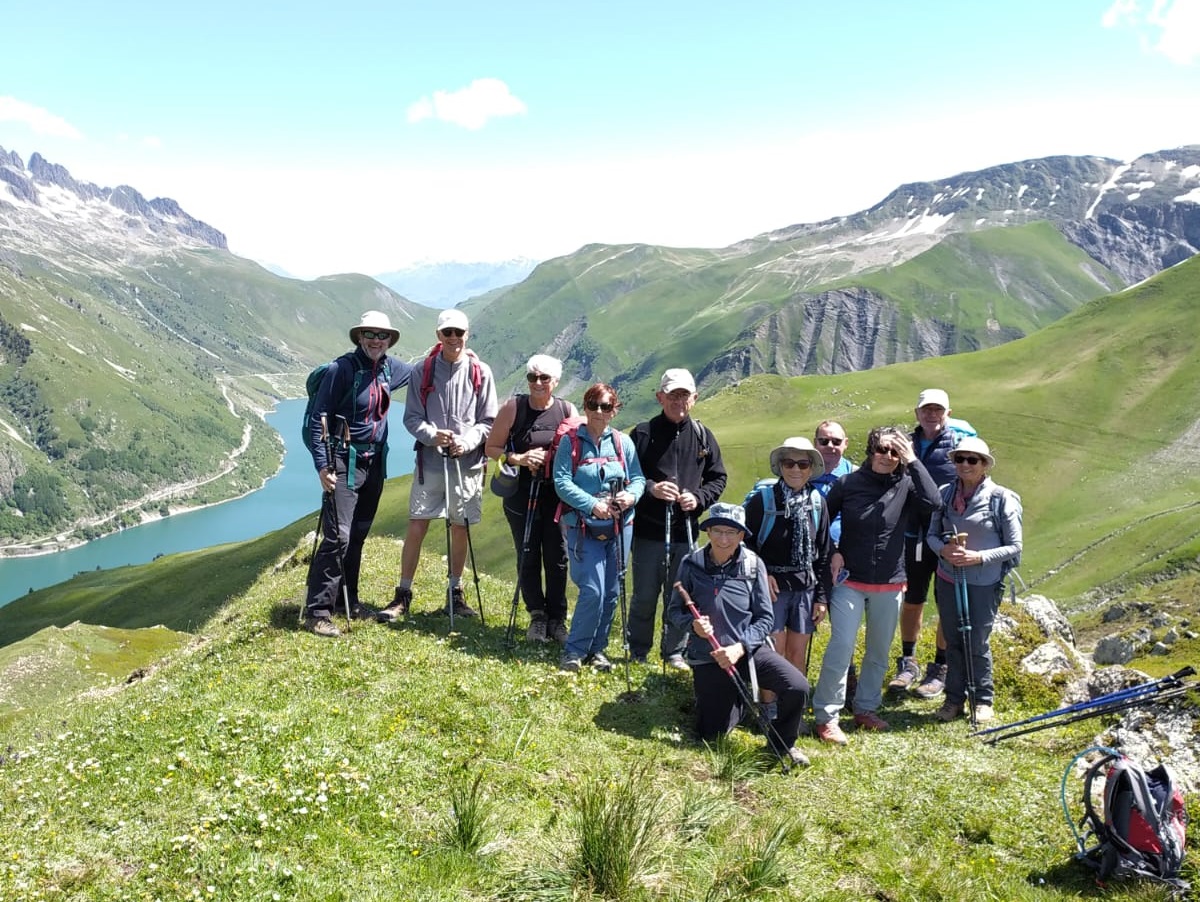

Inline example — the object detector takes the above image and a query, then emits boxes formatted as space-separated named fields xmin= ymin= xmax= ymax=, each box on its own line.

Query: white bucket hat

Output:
xmin=953 ymin=436 xmax=994 ymax=468
xmin=769 ymin=436 xmax=825 ymax=478
xmin=349 ymin=310 xmax=399 ymax=347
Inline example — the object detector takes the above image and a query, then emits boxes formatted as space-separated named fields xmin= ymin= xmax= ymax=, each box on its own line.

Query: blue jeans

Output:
xmin=813 ymin=583 xmax=902 ymax=724
xmin=564 ymin=523 xmax=632 ymax=660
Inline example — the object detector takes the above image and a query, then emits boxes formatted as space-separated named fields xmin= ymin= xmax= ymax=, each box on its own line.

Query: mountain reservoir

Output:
xmin=0 ymin=399 xmax=415 ymax=607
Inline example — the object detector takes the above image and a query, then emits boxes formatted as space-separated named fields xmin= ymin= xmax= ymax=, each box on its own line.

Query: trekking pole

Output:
xmin=328 ymin=416 xmax=355 ymax=630
xmin=676 ymin=582 xmax=793 ymax=774
xmin=301 ymin=499 xmax=325 ymax=625
xmin=505 ymin=474 xmax=542 ymax=647
xmin=947 ymin=532 xmax=975 ymax=727
xmin=442 ymin=450 xmax=455 ymax=631
xmin=684 ymin=514 xmax=697 ymax=553
xmin=609 ymin=476 xmax=633 ymax=693
xmin=454 ymin=454 xmax=486 ymax=626
xmin=662 ymin=501 xmax=674 ymax=675
xmin=976 ymin=666 xmax=1196 ymax=743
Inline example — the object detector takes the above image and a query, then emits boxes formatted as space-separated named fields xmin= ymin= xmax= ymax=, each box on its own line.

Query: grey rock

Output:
xmin=1149 ymin=642 xmax=1170 ymax=656
xmin=1019 ymin=594 xmax=1075 ymax=645
xmin=1021 ymin=642 xmax=1074 ymax=678
xmin=1093 ymin=635 xmax=1135 ymax=665
xmin=1101 ymin=603 xmax=1127 ymax=623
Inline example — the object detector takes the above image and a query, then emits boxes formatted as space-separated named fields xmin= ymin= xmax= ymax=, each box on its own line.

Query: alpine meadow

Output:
xmin=2 ymin=145 xmax=1200 ymax=901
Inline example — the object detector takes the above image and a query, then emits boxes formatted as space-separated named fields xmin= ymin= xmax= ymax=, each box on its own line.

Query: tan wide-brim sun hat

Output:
xmin=769 ymin=436 xmax=825 ymax=478
xmin=954 ymin=436 xmax=995 ymax=468
xmin=349 ymin=310 xmax=400 ymax=347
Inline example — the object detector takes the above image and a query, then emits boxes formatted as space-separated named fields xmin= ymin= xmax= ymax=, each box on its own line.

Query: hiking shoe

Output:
xmin=445 ymin=587 xmax=478 ymax=618
xmin=560 ymin=657 xmax=583 ymax=673
xmin=526 ymin=612 xmax=548 ymax=642
xmin=665 ymin=654 xmax=690 ymax=671
xmin=887 ymin=656 xmax=920 ymax=692
xmin=585 ymin=652 xmax=614 ymax=672
xmin=547 ymin=619 xmax=569 ymax=643
xmin=303 ymin=616 xmax=341 ymax=638
xmin=843 ymin=664 xmax=858 ymax=712
xmin=973 ymin=704 xmax=995 ymax=724
xmin=934 ymin=700 xmax=964 ymax=722
xmin=784 ymin=746 xmax=812 ymax=768
xmin=914 ymin=662 xmax=948 ymax=698
xmin=377 ymin=587 xmax=411 ymax=622
xmin=853 ymin=711 xmax=890 ymax=731
xmin=815 ymin=722 xmax=848 ymax=745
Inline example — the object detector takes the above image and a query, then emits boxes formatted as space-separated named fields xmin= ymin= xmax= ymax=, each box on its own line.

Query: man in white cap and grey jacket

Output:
xmin=379 ymin=308 xmax=498 ymax=621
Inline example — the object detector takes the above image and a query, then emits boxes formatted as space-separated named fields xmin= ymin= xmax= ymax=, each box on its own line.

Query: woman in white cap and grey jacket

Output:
xmin=742 ymin=437 xmax=832 ymax=679
xmin=925 ymin=436 xmax=1022 ymax=724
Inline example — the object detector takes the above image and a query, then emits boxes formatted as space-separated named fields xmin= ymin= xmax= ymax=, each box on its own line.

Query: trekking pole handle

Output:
xmin=677 ymin=582 xmax=734 ymax=677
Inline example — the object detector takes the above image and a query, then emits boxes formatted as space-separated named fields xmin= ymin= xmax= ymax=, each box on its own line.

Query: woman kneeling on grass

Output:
xmin=667 ymin=503 xmax=812 ymax=768
xmin=925 ymin=437 xmax=1022 ymax=725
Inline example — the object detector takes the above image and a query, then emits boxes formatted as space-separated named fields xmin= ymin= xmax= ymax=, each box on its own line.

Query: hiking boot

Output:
xmin=935 ymin=700 xmax=964 ymax=722
xmin=888 ymin=656 xmax=920 ymax=692
xmin=914 ymin=662 xmax=948 ymax=698
xmin=347 ymin=600 xmax=379 ymax=621
xmin=665 ymin=654 xmax=690 ymax=671
xmin=547 ymin=619 xmax=569 ymax=644
xmin=784 ymin=746 xmax=812 ymax=768
xmin=585 ymin=652 xmax=613 ymax=672
xmin=853 ymin=711 xmax=890 ymax=731
xmin=974 ymin=704 xmax=995 ymax=724
xmin=843 ymin=664 xmax=858 ymax=712
xmin=303 ymin=616 xmax=341 ymax=638
xmin=560 ymin=657 xmax=583 ymax=673
xmin=445 ymin=587 xmax=478 ymax=618
xmin=377 ymin=587 xmax=412 ymax=622
xmin=526 ymin=612 xmax=548 ymax=642
xmin=815 ymin=722 xmax=848 ymax=745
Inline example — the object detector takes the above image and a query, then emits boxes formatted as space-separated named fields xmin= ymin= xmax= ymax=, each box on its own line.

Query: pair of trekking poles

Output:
xmin=301 ymin=414 xmax=355 ymax=630
xmin=437 ymin=449 xmax=486 ymax=631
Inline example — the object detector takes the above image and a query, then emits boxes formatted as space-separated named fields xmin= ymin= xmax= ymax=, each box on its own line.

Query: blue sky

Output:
xmin=2 ymin=0 xmax=1198 ymax=279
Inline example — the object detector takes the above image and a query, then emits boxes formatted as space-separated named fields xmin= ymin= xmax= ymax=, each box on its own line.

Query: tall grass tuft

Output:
xmin=703 ymin=819 xmax=792 ymax=901
xmin=569 ymin=765 xmax=666 ymax=900
xmin=440 ymin=768 xmax=494 ymax=854
xmin=703 ymin=734 xmax=770 ymax=784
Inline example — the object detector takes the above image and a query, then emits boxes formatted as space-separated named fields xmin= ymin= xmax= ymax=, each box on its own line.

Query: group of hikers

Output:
xmin=303 ymin=309 xmax=1023 ymax=765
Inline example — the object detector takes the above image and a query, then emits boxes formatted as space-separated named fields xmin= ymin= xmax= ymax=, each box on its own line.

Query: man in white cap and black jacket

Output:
xmin=303 ymin=311 xmax=413 ymax=637
xmin=629 ymin=368 xmax=727 ymax=669
xmin=667 ymin=503 xmax=811 ymax=767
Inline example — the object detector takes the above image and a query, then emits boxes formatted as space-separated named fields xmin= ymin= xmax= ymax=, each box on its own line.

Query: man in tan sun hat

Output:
xmin=302 ymin=311 xmax=413 ymax=637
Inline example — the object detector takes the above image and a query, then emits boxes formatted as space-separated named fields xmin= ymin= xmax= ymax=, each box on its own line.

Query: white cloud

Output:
xmin=1102 ymin=0 xmax=1200 ymax=64
xmin=0 ymin=96 xmax=82 ymax=139
xmin=406 ymin=78 xmax=527 ymax=130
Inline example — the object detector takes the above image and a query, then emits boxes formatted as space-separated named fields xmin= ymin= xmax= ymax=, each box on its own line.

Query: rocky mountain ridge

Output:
xmin=0 ymin=147 xmax=227 ymax=271
xmin=469 ymin=147 xmax=1200 ymax=413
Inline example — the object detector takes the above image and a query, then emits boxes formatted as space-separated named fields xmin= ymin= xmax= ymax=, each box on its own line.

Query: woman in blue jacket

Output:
xmin=553 ymin=383 xmax=645 ymax=672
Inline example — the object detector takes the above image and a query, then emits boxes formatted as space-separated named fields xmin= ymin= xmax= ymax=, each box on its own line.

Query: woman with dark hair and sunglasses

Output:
xmin=925 ymin=437 xmax=1022 ymax=724
xmin=485 ymin=355 xmax=579 ymax=643
xmin=743 ymin=436 xmax=832 ymax=683
xmin=811 ymin=425 xmax=941 ymax=744
xmin=552 ymin=383 xmax=645 ymax=672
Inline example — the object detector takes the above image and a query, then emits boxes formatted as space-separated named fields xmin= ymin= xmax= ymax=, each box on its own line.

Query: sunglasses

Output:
xmin=707 ymin=526 xmax=742 ymax=539
xmin=875 ymin=446 xmax=900 ymax=458
xmin=816 ymin=437 xmax=844 ymax=447
xmin=358 ymin=329 xmax=392 ymax=340
xmin=439 ymin=328 xmax=466 ymax=338
xmin=953 ymin=455 xmax=984 ymax=465
xmin=585 ymin=401 xmax=618 ymax=412
xmin=779 ymin=458 xmax=813 ymax=470
xmin=526 ymin=373 xmax=553 ymax=384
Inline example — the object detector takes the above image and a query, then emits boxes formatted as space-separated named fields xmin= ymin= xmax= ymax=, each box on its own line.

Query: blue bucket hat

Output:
xmin=701 ymin=502 xmax=753 ymax=538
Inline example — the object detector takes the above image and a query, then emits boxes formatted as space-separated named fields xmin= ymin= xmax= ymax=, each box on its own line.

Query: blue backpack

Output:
xmin=742 ymin=478 xmax=822 ymax=544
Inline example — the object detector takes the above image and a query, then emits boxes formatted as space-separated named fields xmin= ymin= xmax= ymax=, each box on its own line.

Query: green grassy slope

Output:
xmin=0 ymin=535 xmax=1195 ymax=901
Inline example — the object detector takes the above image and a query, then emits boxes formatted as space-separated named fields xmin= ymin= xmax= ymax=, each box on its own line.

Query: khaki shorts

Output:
xmin=410 ymin=457 xmax=484 ymax=525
